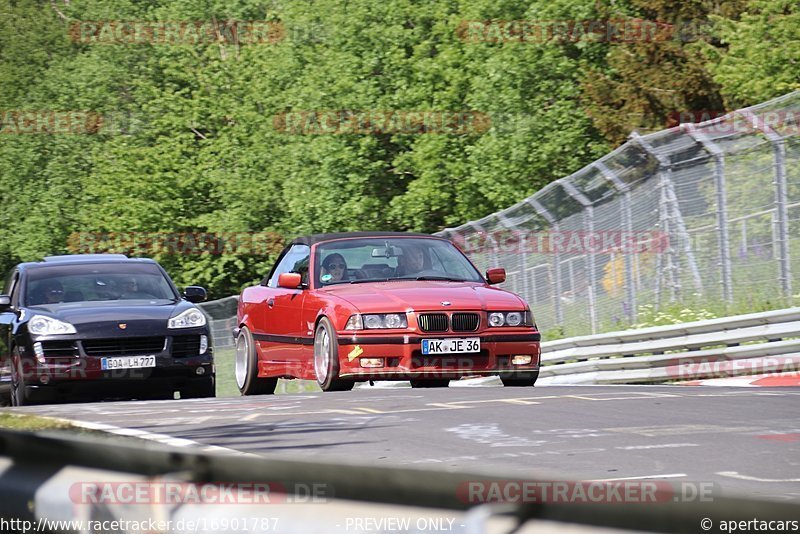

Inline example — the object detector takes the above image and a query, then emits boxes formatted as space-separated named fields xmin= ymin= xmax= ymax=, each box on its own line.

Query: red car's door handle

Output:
xmin=267 ymin=298 xmax=275 ymax=308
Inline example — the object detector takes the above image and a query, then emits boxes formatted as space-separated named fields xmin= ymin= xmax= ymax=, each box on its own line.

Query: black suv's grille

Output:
xmin=172 ymin=335 xmax=201 ymax=358
xmin=418 ymin=313 xmax=448 ymax=332
xmin=451 ymin=312 xmax=480 ymax=332
xmin=82 ymin=337 xmax=165 ymax=357
xmin=40 ymin=340 xmax=79 ymax=358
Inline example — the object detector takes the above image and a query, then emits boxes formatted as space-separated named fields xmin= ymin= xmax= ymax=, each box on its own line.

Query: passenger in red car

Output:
xmin=321 ymin=253 xmax=347 ymax=283
xmin=397 ymin=246 xmax=425 ymax=276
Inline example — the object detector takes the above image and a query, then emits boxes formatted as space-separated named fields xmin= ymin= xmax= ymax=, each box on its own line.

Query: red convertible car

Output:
xmin=234 ymin=232 xmax=540 ymax=393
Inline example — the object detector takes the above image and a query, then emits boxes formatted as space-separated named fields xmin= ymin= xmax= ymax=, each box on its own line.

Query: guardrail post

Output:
xmin=561 ymin=180 xmax=598 ymax=334
xmin=596 ymin=161 xmax=637 ymax=323
xmin=683 ymin=125 xmax=733 ymax=304
xmin=529 ymin=198 xmax=563 ymax=326
xmin=741 ymin=111 xmax=793 ymax=300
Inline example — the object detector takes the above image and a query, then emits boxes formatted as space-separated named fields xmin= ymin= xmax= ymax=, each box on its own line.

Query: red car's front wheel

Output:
xmin=314 ymin=318 xmax=354 ymax=392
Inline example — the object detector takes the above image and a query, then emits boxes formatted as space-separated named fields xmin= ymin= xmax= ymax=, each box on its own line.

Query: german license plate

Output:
xmin=101 ymin=355 xmax=156 ymax=370
xmin=421 ymin=338 xmax=480 ymax=355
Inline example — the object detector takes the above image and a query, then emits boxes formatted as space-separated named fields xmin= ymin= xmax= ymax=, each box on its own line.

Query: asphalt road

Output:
xmin=9 ymin=385 xmax=800 ymax=503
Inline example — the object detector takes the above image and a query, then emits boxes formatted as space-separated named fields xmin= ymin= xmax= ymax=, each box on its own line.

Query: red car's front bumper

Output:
xmin=335 ymin=331 xmax=540 ymax=380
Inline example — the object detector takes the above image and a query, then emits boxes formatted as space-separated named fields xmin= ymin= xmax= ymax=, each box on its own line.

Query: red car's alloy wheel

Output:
xmin=314 ymin=317 xmax=354 ymax=392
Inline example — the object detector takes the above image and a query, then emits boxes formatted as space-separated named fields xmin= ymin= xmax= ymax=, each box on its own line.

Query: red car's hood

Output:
xmin=321 ymin=281 xmax=525 ymax=313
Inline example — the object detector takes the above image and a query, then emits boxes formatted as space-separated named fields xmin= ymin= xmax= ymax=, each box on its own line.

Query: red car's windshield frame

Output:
xmin=313 ymin=237 xmax=484 ymax=288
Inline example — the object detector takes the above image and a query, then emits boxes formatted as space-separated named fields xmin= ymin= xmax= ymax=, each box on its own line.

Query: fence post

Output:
xmin=596 ymin=160 xmax=637 ymax=323
xmin=529 ymin=198 xmax=563 ymax=326
xmin=631 ymin=132 xmax=703 ymax=304
xmin=741 ymin=111 xmax=793 ymax=299
xmin=683 ymin=124 xmax=733 ymax=304
xmin=496 ymin=212 xmax=529 ymax=302
xmin=561 ymin=179 xmax=598 ymax=334
xmin=772 ymin=137 xmax=792 ymax=299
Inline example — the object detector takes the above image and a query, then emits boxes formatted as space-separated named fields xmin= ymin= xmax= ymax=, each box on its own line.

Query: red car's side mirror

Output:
xmin=486 ymin=268 xmax=506 ymax=285
xmin=278 ymin=273 xmax=302 ymax=289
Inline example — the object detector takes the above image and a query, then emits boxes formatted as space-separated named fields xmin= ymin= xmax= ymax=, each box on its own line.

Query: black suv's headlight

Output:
xmin=168 ymin=308 xmax=207 ymax=329
xmin=28 ymin=315 xmax=77 ymax=335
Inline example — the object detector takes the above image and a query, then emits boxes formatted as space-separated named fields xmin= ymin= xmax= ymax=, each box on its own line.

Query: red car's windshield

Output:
xmin=315 ymin=238 xmax=483 ymax=286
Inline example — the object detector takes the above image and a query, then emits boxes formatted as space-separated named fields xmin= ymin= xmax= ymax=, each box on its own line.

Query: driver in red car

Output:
xmin=397 ymin=245 xmax=425 ymax=277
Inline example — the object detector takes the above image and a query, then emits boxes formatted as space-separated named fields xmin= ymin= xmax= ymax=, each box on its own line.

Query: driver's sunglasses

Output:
xmin=326 ymin=263 xmax=345 ymax=269
xmin=48 ymin=289 xmax=64 ymax=295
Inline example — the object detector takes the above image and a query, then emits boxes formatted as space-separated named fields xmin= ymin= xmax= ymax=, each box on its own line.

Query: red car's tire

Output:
xmin=235 ymin=326 xmax=277 ymax=395
xmin=314 ymin=317 xmax=354 ymax=392
xmin=500 ymin=370 xmax=539 ymax=387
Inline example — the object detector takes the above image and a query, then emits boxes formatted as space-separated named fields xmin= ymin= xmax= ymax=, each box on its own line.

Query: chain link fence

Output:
xmin=438 ymin=91 xmax=800 ymax=338
xmin=198 ymin=295 xmax=238 ymax=349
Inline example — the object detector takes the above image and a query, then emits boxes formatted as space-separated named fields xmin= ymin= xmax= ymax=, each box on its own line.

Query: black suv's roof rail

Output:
xmin=42 ymin=254 xmax=129 ymax=262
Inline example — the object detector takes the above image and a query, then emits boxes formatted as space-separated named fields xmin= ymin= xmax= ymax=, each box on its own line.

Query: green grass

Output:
xmin=214 ymin=347 xmax=321 ymax=397
xmin=0 ymin=413 xmax=79 ymax=432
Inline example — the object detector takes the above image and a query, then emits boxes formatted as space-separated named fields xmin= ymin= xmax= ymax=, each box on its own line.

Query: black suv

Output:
xmin=0 ymin=254 xmax=215 ymax=405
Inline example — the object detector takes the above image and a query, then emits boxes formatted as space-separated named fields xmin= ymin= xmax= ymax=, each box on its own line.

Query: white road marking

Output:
xmin=61 ymin=420 xmax=255 ymax=456
xmin=716 ymin=471 xmax=800 ymax=483
xmin=445 ymin=423 xmax=548 ymax=448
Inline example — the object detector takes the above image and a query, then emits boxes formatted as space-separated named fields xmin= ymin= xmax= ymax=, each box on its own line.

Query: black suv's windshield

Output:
xmin=24 ymin=263 xmax=178 ymax=305
xmin=315 ymin=238 xmax=483 ymax=286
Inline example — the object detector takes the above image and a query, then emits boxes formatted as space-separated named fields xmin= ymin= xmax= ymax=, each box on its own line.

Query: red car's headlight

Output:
xmin=345 ymin=313 xmax=408 ymax=330
xmin=488 ymin=311 xmax=534 ymax=327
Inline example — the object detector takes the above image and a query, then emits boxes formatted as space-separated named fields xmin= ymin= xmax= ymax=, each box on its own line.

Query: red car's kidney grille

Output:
xmin=451 ymin=312 xmax=479 ymax=332
xmin=82 ymin=337 xmax=165 ymax=356
xmin=418 ymin=313 xmax=448 ymax=332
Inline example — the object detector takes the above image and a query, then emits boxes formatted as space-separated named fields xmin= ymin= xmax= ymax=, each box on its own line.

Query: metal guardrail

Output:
xmin=539 ymin=306 xmax=800 ymax=385
xmin=1 ymin=428 xmax=800 ymax=533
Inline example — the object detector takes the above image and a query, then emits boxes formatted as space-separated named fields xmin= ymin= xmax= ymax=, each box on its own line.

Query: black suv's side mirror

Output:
xmin=183 ymin=286 xmax=207 ymax=303
xmin=0 ymin=295 xmax=10 ymax=312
